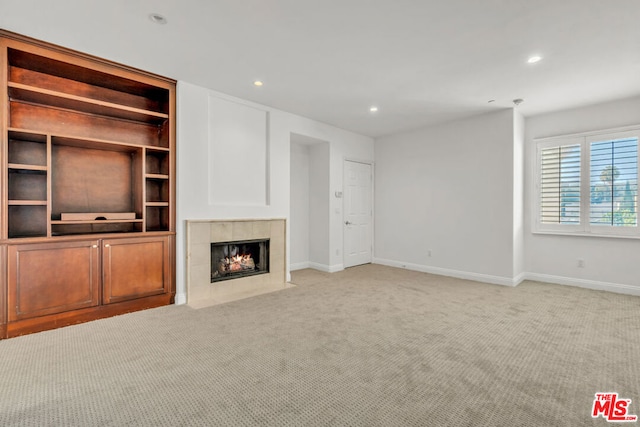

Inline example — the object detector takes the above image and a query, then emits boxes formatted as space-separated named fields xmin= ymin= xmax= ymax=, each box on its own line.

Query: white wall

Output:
xmin=207 ymin=96 xmax=269 ymax=206
xmin=308 ymin=143 xmax=330 ymax=268
xmin=289 ymin=143 xmax=310 ymax=269
xmin=176 ymin=81 xmax=374 ymax=303
xmin=513 ymin=110 xmax=525 ymax=279
xmin=524 ymin=95 xmax=640 ymax=294
xmin=374 ymin=109 xmax=520 ymax=285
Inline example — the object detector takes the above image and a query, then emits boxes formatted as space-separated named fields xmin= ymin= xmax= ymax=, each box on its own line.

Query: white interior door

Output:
xmin=344 ymin=160 xmax=373 ymax=268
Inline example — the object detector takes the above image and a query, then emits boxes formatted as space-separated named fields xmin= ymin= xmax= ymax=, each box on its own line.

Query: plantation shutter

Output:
xmin=540 ymin=144 xmax=581 ymax=224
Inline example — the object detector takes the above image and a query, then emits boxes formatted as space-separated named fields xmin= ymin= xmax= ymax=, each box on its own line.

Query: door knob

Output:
xmin=345 ymin=221 xmax=352 ymax=225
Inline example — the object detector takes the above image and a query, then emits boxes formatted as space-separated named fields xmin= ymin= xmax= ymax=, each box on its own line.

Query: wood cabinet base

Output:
xmin=5 ymin=293 xmax=173 ymax=338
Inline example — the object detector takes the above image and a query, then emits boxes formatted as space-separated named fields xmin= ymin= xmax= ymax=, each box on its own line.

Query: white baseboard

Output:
xmin=305 ymin=262 xmax=345 ymax=273
xmin=371 ymin=258 xmax=640 ymax=297
xmin=175 ymin=293 xmax=187 ymax=305
xmin=373 ymin=258 xmax=517 ymax=287
xmin=290 ymin=262 xmax=310 ymax=271
xmin=307 ymin=262 xmax=330 ymax=272
xmin=523 ymin=273 xmax=640 ymax=297
xmin=329 ymin=263 xmax=345 ymax=273
xmin=288 ymin=262 xmax=344 ymax=278
xmin=512 ymin=272 xmax=527 ymax=286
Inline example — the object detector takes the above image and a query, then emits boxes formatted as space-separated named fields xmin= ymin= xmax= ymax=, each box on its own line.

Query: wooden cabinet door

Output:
xmin=7 ymin=240 xmax=100 ymax=321
xmin=102 ymin=235 xmax=170 ymax=304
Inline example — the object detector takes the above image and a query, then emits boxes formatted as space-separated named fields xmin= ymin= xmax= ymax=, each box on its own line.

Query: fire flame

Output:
xmin=224 ymin=254 xmax=253 ymax=271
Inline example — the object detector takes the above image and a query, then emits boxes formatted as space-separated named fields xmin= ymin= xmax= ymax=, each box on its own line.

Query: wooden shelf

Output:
xmin=8 ymin=200 xmax=47 ymax=206
xmin=51 ymin=219 xmax=143 ymax=225
xmin=10 ymin=103 xmax=168 ymax=147
xmin=8 ymin=47 xmax=170 ymax=112
xmin=7 ymin=232 xmax=47 ymax=239
xmin=8 ymin=163 xmax=47 ymax=172
xmin=7 ymin=127 xmax=167 ymax=151
xmin=145 ymin=202 xmax=169 ymax=207
xmin=146 ymin=174 xmax=169 ymax=180
xmin=146 ymin=146 xmax=170 ymax=153
xmin=52 ymin=135 xmax=142 ymax=153
xmin=9 ymin=83 xmax=168 ymax=124
xmin=8 ymin=129 xmax=47 ymax=141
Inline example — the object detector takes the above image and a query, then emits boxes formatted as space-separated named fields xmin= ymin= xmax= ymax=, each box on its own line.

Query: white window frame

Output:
xmin=533 ymin=125 xmax=640 ymax=239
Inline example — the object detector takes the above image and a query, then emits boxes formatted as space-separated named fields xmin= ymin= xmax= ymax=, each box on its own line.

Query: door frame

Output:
xmin=342 ymin=158 xmax=375 ymax=268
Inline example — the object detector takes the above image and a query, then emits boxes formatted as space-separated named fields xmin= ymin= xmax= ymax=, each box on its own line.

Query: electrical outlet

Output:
xmin=577 ymin=259 xmax=585 ymax=268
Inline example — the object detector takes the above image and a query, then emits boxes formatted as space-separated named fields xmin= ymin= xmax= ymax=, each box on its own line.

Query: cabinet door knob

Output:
xmin=92 ymin=245 xmax=98 ymax=248
xmin=105 ymin=244 xmax=110 ymax=248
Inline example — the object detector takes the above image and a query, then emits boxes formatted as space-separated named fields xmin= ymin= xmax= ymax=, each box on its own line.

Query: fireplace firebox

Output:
xmin=211 ymin=239 xmax=270 ymax=282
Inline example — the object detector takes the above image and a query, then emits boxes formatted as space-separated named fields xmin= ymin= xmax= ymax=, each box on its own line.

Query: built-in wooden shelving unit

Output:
xmin=0 ymin=30 xmax=176 ymax=338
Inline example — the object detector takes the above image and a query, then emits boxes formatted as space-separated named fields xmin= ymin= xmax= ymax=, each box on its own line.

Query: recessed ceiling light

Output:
xmin=149 ymin=13 xmax=167 ymax=25
xmin=253 ymin=80 xmax=264 ymax=87
xmin=369 ymin=106 xmax=379 ymax=113
xmin=527 ymin=55 xmax=542 ymax=64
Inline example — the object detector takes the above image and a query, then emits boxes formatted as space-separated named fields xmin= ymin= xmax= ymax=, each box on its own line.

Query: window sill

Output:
xmin=532 ymin=229 xmax=640 ymax=240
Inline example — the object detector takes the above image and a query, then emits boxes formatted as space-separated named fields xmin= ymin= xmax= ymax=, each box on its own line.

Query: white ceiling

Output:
xmin=1 ymin=0 xmax=639 ymax=138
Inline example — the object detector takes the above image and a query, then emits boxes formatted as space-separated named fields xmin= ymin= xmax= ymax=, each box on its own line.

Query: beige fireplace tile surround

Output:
xmin=187 ymin=219 xmax=290 ymax=308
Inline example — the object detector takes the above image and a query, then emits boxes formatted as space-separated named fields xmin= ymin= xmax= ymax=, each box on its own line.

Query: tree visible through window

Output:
xmin=589 ymin=137 xmax=638 ymax=227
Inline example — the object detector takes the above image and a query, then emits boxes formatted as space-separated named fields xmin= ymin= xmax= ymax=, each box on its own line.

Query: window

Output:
xmin=589 ymin=136 xmax=638 ymax=227
xmin=540 ymin=143 xmax=581 ymax=225
xmin=535 ymin=127 xmax=639 ymax=237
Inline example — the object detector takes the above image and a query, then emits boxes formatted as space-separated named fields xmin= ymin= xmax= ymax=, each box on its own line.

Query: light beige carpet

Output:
xmin=0 ymin=264 xmax=638 ymax=426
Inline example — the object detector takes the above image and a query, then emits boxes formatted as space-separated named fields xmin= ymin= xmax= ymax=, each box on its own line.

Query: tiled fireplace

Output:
xmin=187 ymin=219 xmax=288 ymax=308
